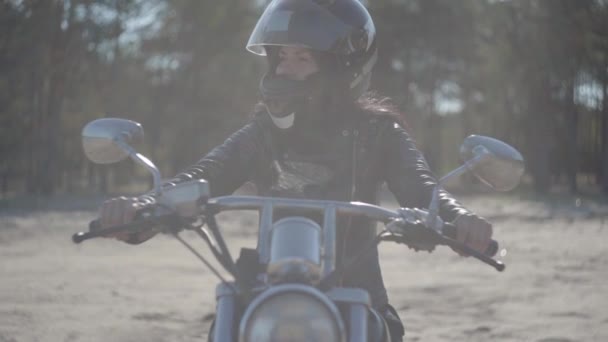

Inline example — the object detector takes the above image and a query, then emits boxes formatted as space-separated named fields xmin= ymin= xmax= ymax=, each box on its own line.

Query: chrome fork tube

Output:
xmin=323 ymin=205 xmax=337 ymax=277
xmin=213 ymin=283 xmax=237 ymax=342
xmin=257 ymin=201 xmax=274 ymax=265
xmin=349 ymin=303 xmax=368 ymax=342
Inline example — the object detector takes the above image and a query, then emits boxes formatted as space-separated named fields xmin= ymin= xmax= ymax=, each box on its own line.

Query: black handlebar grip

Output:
xmin=443 ymin=223 xmax=498 ymax=257
xmin=89 ymin=219 xmax=101 ymax=231
xmin=71 ymin=219 xmax=103 ymax=244
xmin=73 ymin=213 xmax=162 ymax=244
xmin=72 ymin=231 xmax=89 ymax=243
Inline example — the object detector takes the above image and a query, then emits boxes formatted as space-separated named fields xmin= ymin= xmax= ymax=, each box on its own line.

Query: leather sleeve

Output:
xmin=164 ymin=119 xmax=269 ymax=197
xmin=382 ymin=121 xmax=471 ymax=222
xmin=125 ymin=120 xmax=269 ymax=245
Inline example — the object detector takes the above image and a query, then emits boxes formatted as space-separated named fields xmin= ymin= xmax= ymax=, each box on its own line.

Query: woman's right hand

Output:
xmin=95 ymin=196 xmax=152 ymax=242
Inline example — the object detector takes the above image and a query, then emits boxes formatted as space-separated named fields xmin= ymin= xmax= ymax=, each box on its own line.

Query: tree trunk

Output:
xmin=99 ymin=167 xmax=108 ymax=195
xmin=564 ymin=76 xmax=578 ymax=194
xmin=601 ymin=60 xmax=608 ymax=194
xmin=527 ymin=78 xmax=553 ymax=194
xmin=25 ymin=1 xmax=66 ymax=195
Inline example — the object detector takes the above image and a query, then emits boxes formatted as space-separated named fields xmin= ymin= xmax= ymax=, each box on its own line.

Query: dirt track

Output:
xmin=1 ymin=195 xmax=607 ymax=341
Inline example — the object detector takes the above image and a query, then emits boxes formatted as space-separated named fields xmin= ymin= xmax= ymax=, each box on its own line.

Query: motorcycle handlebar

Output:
xmin=209 ymin=196 xmax=499 ymax=253
xmin=73 ymin=195 xmax=504 ymax=271
xmin=206 ymin=196 xmax=399 ymax=222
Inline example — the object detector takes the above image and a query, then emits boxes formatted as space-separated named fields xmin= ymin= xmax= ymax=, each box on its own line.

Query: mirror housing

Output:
xmin=460 ymin=135 xmax=525 ymax=191
xmin=82 ymin=118 xmax=163 ymax=195
xmin=82 ymin=118 xmax=143 ymax=164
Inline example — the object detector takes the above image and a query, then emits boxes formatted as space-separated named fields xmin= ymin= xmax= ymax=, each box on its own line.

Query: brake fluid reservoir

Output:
xmin=267 ymin=217 xmax=322 ymax=285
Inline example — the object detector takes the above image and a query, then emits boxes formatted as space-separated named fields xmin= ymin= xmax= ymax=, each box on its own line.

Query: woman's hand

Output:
xmin=452 ymin=213 xmax=493 ymax=256
xmin=95 ymin=196 xmax=155 ymax=243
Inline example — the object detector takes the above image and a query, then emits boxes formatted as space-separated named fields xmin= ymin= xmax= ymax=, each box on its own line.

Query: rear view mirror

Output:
xmin=460 ymin=135 xmax=525 ymax=191
xmin=82 ymin=118 xmax=162 ymax=195
xmin=82 ymin=118 xmax=143 ymax=164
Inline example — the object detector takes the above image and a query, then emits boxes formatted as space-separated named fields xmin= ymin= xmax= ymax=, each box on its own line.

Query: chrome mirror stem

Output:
xmin=428 ymin=150 xmax=491 ymax=231
xmin=115 ymin=139 xmax=163 ymax=196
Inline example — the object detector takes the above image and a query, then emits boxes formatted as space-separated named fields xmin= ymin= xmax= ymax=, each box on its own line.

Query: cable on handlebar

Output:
xmin=205 ymin=214 xmax=238 ymax=276
xmin=192 ymin=224 xmax=236 ymax=277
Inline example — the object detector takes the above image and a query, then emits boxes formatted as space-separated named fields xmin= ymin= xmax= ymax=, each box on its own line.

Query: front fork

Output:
xmin=211 ymin=283 xmax=238 ymax=342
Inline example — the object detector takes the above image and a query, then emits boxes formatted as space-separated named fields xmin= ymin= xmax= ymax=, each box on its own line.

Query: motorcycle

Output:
xmin=72 ymin=118 xmax=525 ymax=342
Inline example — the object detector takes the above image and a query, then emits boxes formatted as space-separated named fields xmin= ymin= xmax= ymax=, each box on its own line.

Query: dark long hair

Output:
xmin=356 ymin=92 xmax=411 ymax=132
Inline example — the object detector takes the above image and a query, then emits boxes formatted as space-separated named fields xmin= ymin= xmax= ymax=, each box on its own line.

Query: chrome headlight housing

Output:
xmin=239 ymin=284 xmax=345 ymax=342
xmin=267 ymin=217 xmax=322 ymax=285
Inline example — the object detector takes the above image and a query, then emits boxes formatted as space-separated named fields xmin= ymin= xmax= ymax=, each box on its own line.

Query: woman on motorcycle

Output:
xmin=97 ymin=1 xmax=493 ymax=340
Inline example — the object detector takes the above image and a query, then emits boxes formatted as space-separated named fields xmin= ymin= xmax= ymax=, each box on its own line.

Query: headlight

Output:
xmin=240 ymin=285 xmax=344 ymax=342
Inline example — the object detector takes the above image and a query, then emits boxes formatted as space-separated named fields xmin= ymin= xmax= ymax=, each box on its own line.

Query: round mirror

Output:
xmin=460 ymin=135 xmax=525 ymax=191
xmin=82 ymin=118 xmax=143 ymax=164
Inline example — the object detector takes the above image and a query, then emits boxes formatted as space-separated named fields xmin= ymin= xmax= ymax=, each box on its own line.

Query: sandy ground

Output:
xmin=1 ymin=194 xmax=607 ymax=342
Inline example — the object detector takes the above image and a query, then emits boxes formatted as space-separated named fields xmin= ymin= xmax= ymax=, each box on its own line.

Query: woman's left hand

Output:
xmin=452 ymin=214 xmax=493 ymax=256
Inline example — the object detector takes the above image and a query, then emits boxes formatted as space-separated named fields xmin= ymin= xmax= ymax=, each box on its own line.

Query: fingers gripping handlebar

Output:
xmin=384 ymin=219 xmax=503 ymax=271
xmin=71 ymin=219 xmax=144 ymax=243
xmin=443 ymin=223 xmax=499 ymax=257
xmin=72 ymin=210 xmax=178 ymax=244
xmin=72 ymin=179 xmax=212 ymax=244
xmin=72 ymin=220 xmax=129 ymax=243
xmin=440 ymin=223 xmax=504 ymax=271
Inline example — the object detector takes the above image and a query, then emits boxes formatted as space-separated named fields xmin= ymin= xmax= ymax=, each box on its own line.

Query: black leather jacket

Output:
xmin=167 ymin=111 xmax=471 ymax=308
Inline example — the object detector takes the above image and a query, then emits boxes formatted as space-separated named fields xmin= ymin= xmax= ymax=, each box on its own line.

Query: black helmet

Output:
xmin=247 ymin=0 xmax=378 ymax=102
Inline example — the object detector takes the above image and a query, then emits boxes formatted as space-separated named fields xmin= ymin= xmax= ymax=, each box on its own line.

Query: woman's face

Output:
xmin=275 ymin=46 xmax=319 ymax=80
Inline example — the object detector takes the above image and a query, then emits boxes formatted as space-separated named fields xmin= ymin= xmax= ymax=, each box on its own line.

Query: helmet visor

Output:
xmin=247 ymin=0 xmax=374 ymax=56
